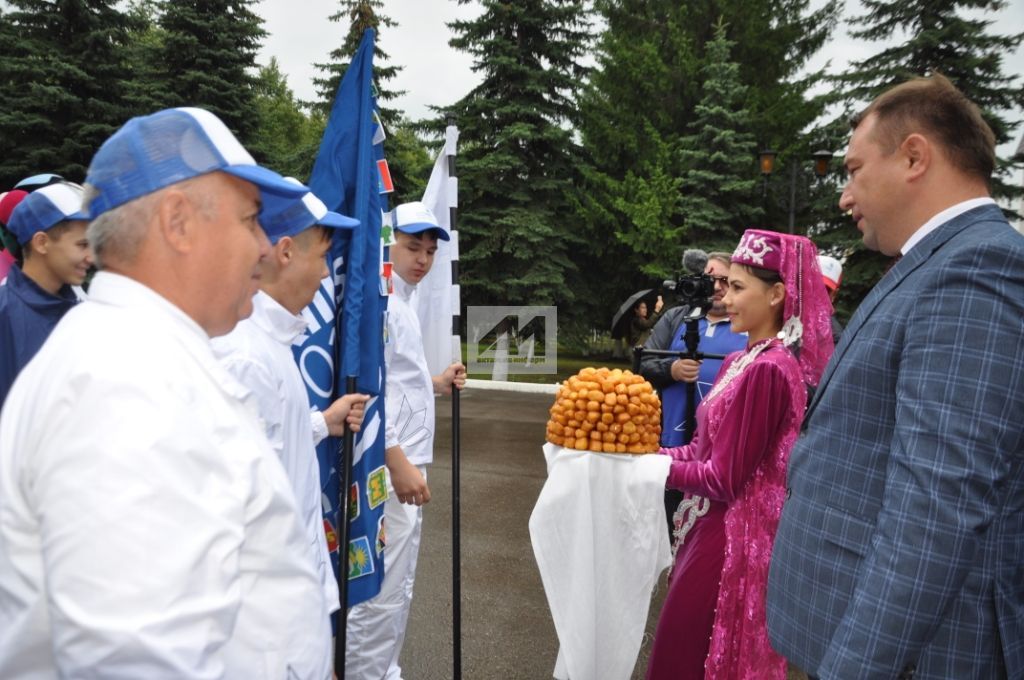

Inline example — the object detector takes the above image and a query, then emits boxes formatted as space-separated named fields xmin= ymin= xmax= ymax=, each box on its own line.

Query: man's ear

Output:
xmin=156 ymin=189 xmax=195 ymax=254
xmin=274 ymin=236 xmax=294 ymax=267
xmin=900 ymin=133 xmax=931 ymax=181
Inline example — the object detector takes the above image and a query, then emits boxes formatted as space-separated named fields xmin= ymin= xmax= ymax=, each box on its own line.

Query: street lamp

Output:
xmin=759 ymin=149 xmax=835 ymax=233
xmin=758 ymin=148 xmax=777 ymax=200
xmin=812 ymin=149 xmax=834 ymax=179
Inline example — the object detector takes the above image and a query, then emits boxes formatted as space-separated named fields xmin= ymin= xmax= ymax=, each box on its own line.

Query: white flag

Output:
xmin=415 ymin=125 xmax=461 ymax=376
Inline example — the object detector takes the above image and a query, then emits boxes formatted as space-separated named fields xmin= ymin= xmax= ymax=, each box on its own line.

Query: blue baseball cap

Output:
xmin=392 ymin=201 xmax=449 ymax=241
xmin=7 ymin=182 xmax=88 ymax=245
xmin=83 ymin=107 xmax=308 ymax=219
xmin=260 ymin=181 xmax=359 ymax=243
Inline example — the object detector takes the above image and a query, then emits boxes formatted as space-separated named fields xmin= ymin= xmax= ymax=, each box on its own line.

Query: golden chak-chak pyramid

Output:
xmin=545 ymin=367 xmax=662 ymax=454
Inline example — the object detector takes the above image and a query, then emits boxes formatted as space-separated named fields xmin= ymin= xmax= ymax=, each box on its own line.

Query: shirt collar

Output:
xmin=392 ymin=272 xmax=417 ymax=301
xmin=901 ymin=197 xmax=996 ymax=255
xmin=6 ymin=264 xmax=77 ymax=307
xmin=248 ymin=289 xmax=308 ymax=345
xmin=87 ymin=271 xmax=252 ymax=402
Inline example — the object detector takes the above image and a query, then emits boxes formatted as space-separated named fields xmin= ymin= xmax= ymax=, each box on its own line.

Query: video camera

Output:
xmin=662 ymin=248 xmax=715 ymax=319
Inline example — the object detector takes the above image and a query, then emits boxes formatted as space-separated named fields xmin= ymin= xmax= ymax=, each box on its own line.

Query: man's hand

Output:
xmin=654 ymin=295 xmax=664 ymax=313
xmin=322 ymin=393 xmax=370 ymax=436
xmin=386 ymin=446 xmax=431 ymax=506
xmin=433 ymin=362 xmax=467 ymax=395
xmin=670 ymin=358 xmax=700 ymax=383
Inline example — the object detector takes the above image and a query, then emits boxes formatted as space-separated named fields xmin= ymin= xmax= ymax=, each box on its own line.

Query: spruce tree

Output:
xmin=676 ymin=21 xmax=761 ymax=253
xmin=444 ymin=0 xmax=590 ymax=308
xmin=310 ymin=0 xmax=404 ymax=128
xmin=0 ymin=0 xmax=139 ymax=186
xmin=153 ymin=0 xmax=266 ymax=144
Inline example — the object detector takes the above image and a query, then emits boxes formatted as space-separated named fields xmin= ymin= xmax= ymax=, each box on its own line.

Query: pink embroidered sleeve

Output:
xmin=665 ymin=359 xmax=792 ymax=501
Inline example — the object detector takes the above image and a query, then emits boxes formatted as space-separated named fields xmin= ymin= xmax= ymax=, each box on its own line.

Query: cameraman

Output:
xmin=639 ymin=251 xmax=747 ymax=534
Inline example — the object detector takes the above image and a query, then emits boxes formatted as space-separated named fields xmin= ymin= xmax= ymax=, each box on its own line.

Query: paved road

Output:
xmin=397 ymin=388 xmax=666 ymax=680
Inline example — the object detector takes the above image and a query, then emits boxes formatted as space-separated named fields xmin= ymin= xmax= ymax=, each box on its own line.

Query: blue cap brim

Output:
xmin=320 ymin=210 xmax=359 ymax=229
xmin=223 ymin=165 xmax=309 ymax=199
xmin=15 ymin=173 xmax=64 ymax=190
xmin=395 ymin=221 xmax=450 ymax=242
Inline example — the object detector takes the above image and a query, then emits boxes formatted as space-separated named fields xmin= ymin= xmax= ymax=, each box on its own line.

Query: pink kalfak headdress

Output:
xmin=731 ymin=229 xmax=834 ymax=386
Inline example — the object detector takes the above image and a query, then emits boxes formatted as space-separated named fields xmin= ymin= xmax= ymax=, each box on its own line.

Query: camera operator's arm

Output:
xmin=639 ymin=307 xmax=686 ymax=390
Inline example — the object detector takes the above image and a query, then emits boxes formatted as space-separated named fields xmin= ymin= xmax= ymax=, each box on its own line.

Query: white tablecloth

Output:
xmin=529 ymin=443 xmax=672 ymax=680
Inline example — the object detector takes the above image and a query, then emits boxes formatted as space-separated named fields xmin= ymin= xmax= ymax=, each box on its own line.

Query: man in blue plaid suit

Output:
xmin=766 ymin=74 xmax=1024 ymax=679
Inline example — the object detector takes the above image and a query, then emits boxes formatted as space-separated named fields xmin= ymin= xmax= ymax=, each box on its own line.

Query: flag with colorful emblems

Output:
xmin=293 ymin=28 xmax=388 ymax=608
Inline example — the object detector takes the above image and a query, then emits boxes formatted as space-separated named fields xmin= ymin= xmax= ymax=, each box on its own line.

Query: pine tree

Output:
xmin=841 ymin=0 xmax=1024 ymax=205
xmin=310 ymin=0 xmax=404 ymax=128
xmin=444 ymin=0 xmax=590 ymax=308
xmin=675 ymin=20 xmax=761 ymax=253
xmin=0 ymin=0 xmax=140 ymax=186
xmin=575 ymin=0 xmax=840 ymax=324
xmin=153 ymin=0 xmax=266 ymax=144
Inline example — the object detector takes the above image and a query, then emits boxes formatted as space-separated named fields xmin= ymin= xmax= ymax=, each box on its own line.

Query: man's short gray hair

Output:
xmin=84 ymin=175 xmax=216 ymax=270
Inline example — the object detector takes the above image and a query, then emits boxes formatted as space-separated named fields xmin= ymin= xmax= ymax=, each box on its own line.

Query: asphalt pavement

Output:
xmin=397 ymin=387 xmax=666 ymax=680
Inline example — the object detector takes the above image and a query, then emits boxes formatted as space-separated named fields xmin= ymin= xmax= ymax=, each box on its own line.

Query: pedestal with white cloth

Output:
xmin=529 ymin=443 xmax=671 ymax=680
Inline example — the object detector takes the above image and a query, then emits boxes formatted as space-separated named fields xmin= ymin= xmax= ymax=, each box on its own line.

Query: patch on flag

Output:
xmin=377 ymin=159 xmax=394 ymax=194
xmin=367 ymin=465 xmax=388 ymax=509
xmin=348 ymin=536 xmax=375 ymax=579
xmin=324 ymin=517 xmax=338 ymax=553
xmin=376 ymin=514 xmax=386 ymax=556
xmin=348 ymin=482 xmax=360 ymax=521
xmin=372 ymin=111 xmax=386 ymax=145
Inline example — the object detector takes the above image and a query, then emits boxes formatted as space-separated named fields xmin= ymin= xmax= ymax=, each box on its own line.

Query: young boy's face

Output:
xmin=288 ymin=226 xmax=332 ymax=311
xmin=41 ymin=220 xmax=92 ymax=286
xmin=391 ymin=230 xmax=437 ymax=285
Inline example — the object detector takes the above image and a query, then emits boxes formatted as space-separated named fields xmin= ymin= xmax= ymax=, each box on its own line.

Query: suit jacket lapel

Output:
xmin=804 ymin=204 xmax=999 ymax=422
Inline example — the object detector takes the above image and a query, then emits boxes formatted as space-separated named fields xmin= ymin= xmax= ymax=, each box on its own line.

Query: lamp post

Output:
xmin=758 ymin=148 xmax=834 ymax=233
xmin=758 ymin=148 xmax=777 ymax=199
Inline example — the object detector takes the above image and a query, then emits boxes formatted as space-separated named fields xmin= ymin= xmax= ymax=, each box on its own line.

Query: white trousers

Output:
xmin=345 ymin=466 xmax=424 ymax=680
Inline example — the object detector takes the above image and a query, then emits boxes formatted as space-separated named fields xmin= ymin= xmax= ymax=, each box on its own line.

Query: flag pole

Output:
xmin=336 ymin=375 xmax=358 ymax=677
xmin=446 ymin=116 xmax=462 ymax=680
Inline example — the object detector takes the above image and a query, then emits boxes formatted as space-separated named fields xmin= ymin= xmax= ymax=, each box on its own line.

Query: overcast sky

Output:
xmin=255 ymin=0 xmax=1024 ymax=158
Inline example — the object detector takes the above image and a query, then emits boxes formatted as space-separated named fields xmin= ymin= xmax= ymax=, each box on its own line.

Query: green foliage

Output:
xmin=386 ymin=125 xmax=432 ymax=206
xmin=576 ymin=0 xmax=840 ymax=326
xmin=442 ymin=0 xmax=591 ymax=309
xmin=250 ymin=58 xmax=325 ymax=180
xmin=152 ymin=0 xmax=266 ymax=144
xmin=310 ymin=0 xmax=404 ymax=127
xmin=0 ymin=0 xmax=141 ymax=186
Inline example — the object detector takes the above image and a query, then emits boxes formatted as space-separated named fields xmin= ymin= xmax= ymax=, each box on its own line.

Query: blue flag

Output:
xmin=294 ymin=29 xmax=386 ymax=608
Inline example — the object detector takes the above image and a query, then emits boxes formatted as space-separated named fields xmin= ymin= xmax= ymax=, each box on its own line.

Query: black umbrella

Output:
xmin=610 ymin=289 xmax=656 ymax=339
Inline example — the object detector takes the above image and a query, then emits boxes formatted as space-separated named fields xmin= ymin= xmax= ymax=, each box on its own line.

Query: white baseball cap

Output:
xmin=392 ymin=201 xmax=449 ymax=241
xmin=818 ymin=255 xmax=842 ymax=291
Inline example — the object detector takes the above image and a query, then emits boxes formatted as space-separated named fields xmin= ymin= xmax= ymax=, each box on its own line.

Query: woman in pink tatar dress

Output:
xmin=646 ymin=230 xmax=834 ymax=680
